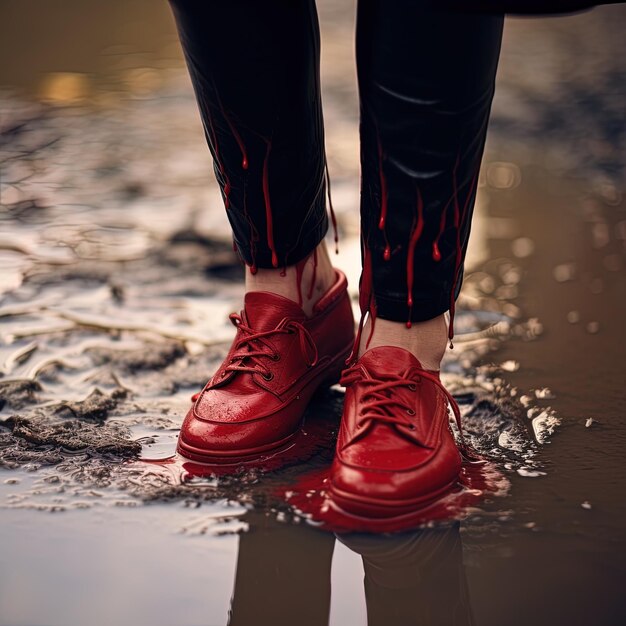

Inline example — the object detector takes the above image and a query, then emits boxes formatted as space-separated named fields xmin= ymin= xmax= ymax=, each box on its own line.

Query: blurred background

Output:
xmin=0 ymin=2 xmax=625 ymax=626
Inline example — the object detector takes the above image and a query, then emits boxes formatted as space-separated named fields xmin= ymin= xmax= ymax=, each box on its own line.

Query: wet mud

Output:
xmin=1 ymin=2 xmax=625 ymax=625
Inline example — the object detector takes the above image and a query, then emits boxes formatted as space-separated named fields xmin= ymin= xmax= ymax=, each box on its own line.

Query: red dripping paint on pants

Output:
xmin=376 ymin=134 xmax=388 ymax=231
xmin=204 ymin=113 xmax=231 ymax=212
xmin=213 ymin=88 xmax=249 ymax=171
xmin=348 ymin=242 xmax=377 ymax=361
xmin=225 ymin=118 xmax=248 ymax=170
xmin=306 ymin=247 xmax=318 ymax=301
xmin=324 ymin=161 xmax=339 ymax=254
xmin=446 ymin=155 xmax=463 ymax=346
xmin=262 ymin=139 xmax=279 ymax=268
xmin=376 ymin=133 xmax=391 ymax=261
xmin=406 ymin=186 xmax=425 ymax=328
xmin=294 ymin=256 xmax=308 ymax=308
xmin=432 ymin=195 xmax=452 ymax=263
xmin=448 ymin=165 xmax=480 ymax=347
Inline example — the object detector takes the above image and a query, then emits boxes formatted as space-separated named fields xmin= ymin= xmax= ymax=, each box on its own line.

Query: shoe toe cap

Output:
xmin=178 ymin=391 xmax=303 ymax=457
xmin=331 ymin=444 xmax=462 ymax=504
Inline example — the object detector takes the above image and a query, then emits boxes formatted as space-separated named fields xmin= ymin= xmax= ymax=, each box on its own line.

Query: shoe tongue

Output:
xmin=359 ymin=346 xmax=423 ymax=378
xmin=243 ymin=291 xmax=305 ymax=331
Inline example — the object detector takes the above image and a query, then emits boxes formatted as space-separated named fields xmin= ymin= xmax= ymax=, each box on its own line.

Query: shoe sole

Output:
xmin=176 ymin=342 xmax=352 ymax=465
xmin=327 ymin=478 xmax=459 ymax=520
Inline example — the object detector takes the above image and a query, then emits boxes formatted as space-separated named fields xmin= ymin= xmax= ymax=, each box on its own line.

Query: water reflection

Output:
xmin=228 ymin=512 xmax=472 ymax=626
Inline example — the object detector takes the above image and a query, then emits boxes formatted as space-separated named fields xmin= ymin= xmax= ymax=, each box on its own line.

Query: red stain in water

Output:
xmin=280 ymin=458 xmax=505 ymax=534
xmin=262 ymin=139 xmax=279 ymax=268
xmin=406 ymin=186 xmax=425 ymax=328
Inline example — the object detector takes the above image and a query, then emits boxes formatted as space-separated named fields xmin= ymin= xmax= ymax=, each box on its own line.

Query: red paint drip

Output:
xmin=447 ymin=155 xmax=462 ymax=346
xmin=376 ymin=133 xmax=391 ymax=260
xmin=306 ymin=247 xmax=318 ymax=301
xmin=204 ymin=114 xmax=232 ymax=211
xmin=249 ymin=263 xmax=257 ymax=275
xmin=348 ymin=242 xmax=378 ymax=363
xmin=432 ymin=196 xmax=450 ymax=262
xmin=262 ymin=139 xmax=279 ymax=268
xmin=294 ymin=256 xmax=307 ymax=308
xmin=406 ymin=186 xmax=425 ymax=328
xmin=324 ymin=161 xmax=339 ymax=254
xmin=279 ymin=266 xmax=286 ymax=277
xmin=376 ymin=134 xmax=388 ymax=231
xmin=214 ymin=89 xmax=249 ymax=171
xmin=225 ymin=120 xmax=248 ymax=170
xmin=448 ymin=164 xmax=480 ymax=346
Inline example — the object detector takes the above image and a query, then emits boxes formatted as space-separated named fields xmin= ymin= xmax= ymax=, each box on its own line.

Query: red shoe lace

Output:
xmin=190 ymin=312 xmax=318 ymax=401
xmin=340 ymin=364 xmax=480 ymax=461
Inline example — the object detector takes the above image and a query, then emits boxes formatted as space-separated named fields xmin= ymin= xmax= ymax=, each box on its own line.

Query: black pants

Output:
xmin=168 ymin=0 xmax=504 ymax=336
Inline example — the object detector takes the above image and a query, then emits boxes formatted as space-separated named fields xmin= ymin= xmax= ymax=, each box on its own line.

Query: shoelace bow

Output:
xmin=340 ymin=364 xmax=480 ymax=461
xmin=191 ymin=313 xmax=318 ymax=402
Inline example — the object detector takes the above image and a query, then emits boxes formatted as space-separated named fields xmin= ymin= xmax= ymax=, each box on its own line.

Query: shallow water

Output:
xmin=1 ymin=2 xmax=625 ymax=625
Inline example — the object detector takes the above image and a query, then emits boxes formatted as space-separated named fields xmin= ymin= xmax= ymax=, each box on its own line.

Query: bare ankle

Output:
xmin=244 ymin=241 xmax=335 ymax=316
xmin=359 ymin=314 xmax=448 ymax=371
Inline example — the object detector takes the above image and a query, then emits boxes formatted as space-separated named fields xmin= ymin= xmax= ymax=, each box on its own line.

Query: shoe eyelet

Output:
xmin=409 ymin=424 xmax=416 ymax=430
xmin=220 ymin=371 xmax=227 ymax=378
xmin=262 ymin=372 xmax=274 ymax=381
xmin=408 ymin=384 xmax=417 ymax=391
xmin=271 ymin=353 xmax=280 ymax=361
xmin=406 ymin=409 xmax=416 ymax=416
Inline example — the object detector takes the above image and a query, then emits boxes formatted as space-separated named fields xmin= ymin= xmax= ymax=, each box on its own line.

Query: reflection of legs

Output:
xmin=356 ymin=0 xmax=504 ymax=365
xmin=228 ymin=513 xmax=335 ymax=626
xmin=338 ymin=523 xmax=474 ymax=626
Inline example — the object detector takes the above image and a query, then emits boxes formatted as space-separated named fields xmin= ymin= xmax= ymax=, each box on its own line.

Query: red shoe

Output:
xmin=177 ymin=270 xmax=354 ymax=463
xmin=329 ymin=346 xmax=466 ymax=518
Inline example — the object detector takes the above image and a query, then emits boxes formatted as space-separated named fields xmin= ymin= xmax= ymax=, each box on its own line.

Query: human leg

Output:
xmin=168 ymin=0 xmax=354 ymax=462
xmin=329 ymin=2 xmax=504 ymax=516
xmin=355 ymin=0 xmax=504 ymax=363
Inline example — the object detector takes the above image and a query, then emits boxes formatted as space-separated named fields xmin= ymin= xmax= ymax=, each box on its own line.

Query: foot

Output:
xmin=329 ymin=346 xmax=463 ymax=518
xmin=359 ymin=313 xmax=448 ymax=371
xmin=177 ymin=269 xmax=355 ymax=463
xmin=245 ymin=241 xmax=336 ymax=317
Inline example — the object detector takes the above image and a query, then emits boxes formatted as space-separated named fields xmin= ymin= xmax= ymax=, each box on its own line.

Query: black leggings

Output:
xmin=168 ymin=0 xmax=504 ymax=337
